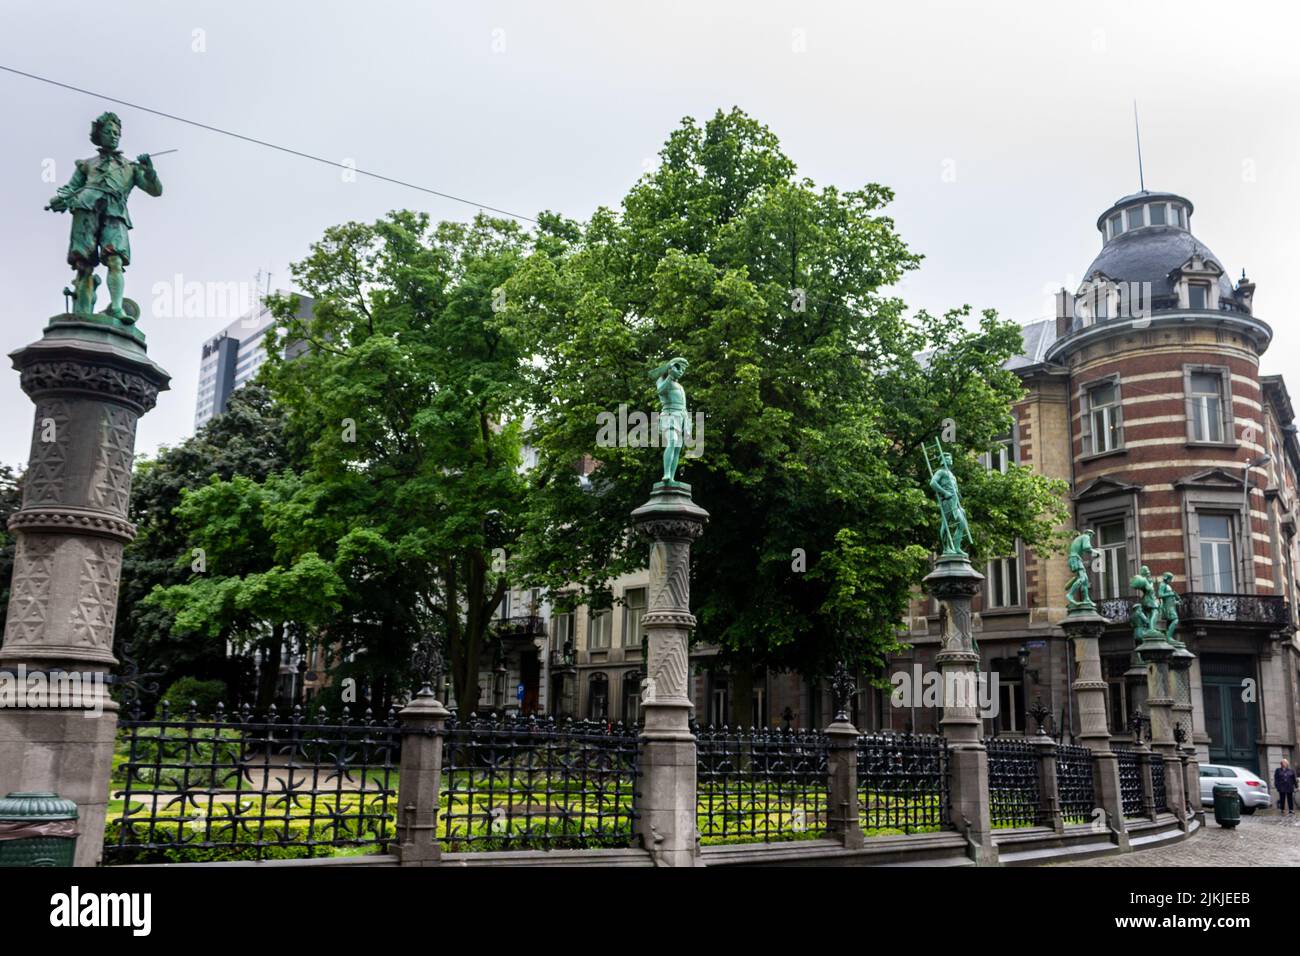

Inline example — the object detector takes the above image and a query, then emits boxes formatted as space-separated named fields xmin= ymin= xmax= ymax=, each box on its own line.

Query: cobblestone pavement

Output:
xmin=1050 ymin=810 xmax=1300 ymax=866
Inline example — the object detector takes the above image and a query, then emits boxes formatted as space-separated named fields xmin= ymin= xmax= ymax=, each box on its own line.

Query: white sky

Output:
xmin=1 ymin=0 xmax=1297 ymax=467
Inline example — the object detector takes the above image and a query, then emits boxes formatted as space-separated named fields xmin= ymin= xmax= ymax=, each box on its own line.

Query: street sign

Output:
xmin=516 ymin=683 xmax=525 ymax=702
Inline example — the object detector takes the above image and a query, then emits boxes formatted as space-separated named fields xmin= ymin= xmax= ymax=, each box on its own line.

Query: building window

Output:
xmin=1108 ymin=213 xmax=1122 ymax=238
xmin=983 ymin=433 xmax=1014 ymax=473
xmin=1148 ymin=203 xmax=1166 ymax=226
xmin=1176 ymin=205 xmax=1187 ymax=228
xmin=710 ymin=678 xmax=730 ymax=726
xmin=623 ymin=587 xmax=647 ymax=648
xmin=553 ymin=610 xmax=576 ymax=649
xmin=1083 ymin=380 xmax=1123 ymax=455
xmin=588 ymin=609 xmax=611 ymax=650
xmin=1094 ymin=520 xmax=1129 ymax=600
xmin=588 ymin=673 xmax=609 ymax=721
xmin=752 ymin=686 xmax=767 ymax=728
xmin=622 ymin=671 xmax=642 ymax=726
xmin=1198 ymin=514 xmax=1236 ymax=594
xmin=1126 ymin=205 xmax=1145 ymax=230
xmin=986 ymin=552 xmax=1021 ymax=609
xmin=1188 ymin=372 xmax=1225 ymax=443
xmin=1188 ymin=282 xmax=1209 ymax=310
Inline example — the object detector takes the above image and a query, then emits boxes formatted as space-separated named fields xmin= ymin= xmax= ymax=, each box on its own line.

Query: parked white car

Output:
xmin=1199 ymin=764 xmax=1272 ymax=814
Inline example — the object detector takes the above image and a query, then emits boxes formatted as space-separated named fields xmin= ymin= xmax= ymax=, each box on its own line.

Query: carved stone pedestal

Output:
xmin=630 ymin=482 xmax=707 ymax=867
xmin=0 ymin=315 xmax=169 ymax=866
xmin=1139 ymin=638 xmax=1187 ymax=823
xmin=923 ymin=553 xmax=996 ymax=864
xmin=1063 ymin=608 xmax=1130 ymax=850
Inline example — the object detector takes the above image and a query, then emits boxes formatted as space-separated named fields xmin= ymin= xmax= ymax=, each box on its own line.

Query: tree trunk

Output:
xmin=256 ymin=622 xmax=284 ymax=712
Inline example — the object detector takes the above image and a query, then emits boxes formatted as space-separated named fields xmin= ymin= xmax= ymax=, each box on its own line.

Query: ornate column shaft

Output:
xmin=0 ymin=315 xmax=169 ymax=866
xmin=1064 ymin=610 xmax=1130 ymax=850
xmin=630 ymin=483 xmax=707 ymax=867
xmin=1140 ymin=638 xmax=1187 ymax=822
xmin=923 ymin=554 xmax=996 ymax=864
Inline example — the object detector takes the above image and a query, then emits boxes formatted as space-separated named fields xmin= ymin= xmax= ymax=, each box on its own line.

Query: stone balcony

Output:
xmin=1096 ymin=593 xmax=1291 ymax=630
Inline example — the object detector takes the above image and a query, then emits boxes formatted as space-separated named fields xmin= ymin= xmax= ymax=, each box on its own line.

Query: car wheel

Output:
xmin=1241 ymin=805 xmax=1256 ymax=815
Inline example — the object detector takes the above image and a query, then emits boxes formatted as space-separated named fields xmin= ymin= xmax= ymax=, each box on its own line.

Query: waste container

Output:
xmin=0 ymin=792 xmax=79 ymax=866
xmin=1212 ymin=783 xmax=1241 ymax=829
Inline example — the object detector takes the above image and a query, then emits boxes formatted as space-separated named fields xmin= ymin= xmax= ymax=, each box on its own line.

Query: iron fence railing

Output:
xmin=695 ymin=725 xmax=830 ymax=843
xmin=1055 ymin=743 xmax=1097 ymax=824
xmin=1098 ymin=593 xmax=1288 ymax=628
xmin=106 ymin=702 xmax=400 ymax=865
xmin=985 ymin=737 xmax=1042 ymax=828
xmin=1115 ymin=747 xmax=1144 ymax=818
xmin=857 ymin=732 xmax=951 ymax=834
xmin=438 ymin=713 xmax=639 ymax=850
xmin=1151 ymin=753 xmax=1168 ymax=813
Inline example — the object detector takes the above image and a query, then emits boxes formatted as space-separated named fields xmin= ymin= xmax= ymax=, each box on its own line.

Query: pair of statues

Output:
xmin=1065 ymin=529 xmax=1181 ymax=642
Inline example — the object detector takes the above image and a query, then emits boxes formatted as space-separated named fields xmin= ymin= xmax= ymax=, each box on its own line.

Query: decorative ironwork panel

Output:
xmin=857 ymin=732 xmax=951 ymax=834
xmin=1115 ymin=747 xmax=1143 ymax=818
xmin=985 ymin=737 xmax=1042 ymax=828
xmin=696 ymin=725 xmax=830 ymax=843
xmin=438 ymin=713 xmax=639 ymax=850
xmin=1151 ymin=753 xmax=1168 ymax=813
xmin=1098 ymin=594 xmax=1288 ymax=627
xmin=106 ymin=702 xmax=400 ymax=864
xmin=1055 ymin=743 xmax=1097 ymax=824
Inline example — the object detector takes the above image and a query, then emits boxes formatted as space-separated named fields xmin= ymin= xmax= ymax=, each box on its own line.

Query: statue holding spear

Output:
xmin=924 ymin=438 xmax=972 ymax=558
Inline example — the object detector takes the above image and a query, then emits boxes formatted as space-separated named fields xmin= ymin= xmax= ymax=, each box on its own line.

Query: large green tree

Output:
xmin=501 ymin=108 xmax=1067 ymax=724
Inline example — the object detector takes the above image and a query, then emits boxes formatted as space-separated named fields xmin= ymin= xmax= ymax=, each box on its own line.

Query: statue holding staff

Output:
xmin=923 ymin=439 xmax=971 ymax=557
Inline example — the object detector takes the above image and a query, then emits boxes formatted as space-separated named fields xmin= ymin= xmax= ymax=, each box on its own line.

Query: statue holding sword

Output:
xmin=45 ymin=112 xmax=165 ymax=322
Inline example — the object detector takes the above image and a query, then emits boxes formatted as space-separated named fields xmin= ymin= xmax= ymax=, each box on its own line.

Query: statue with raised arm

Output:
xmin=1065 ymin=529 xmax=1099 ymax=610
xmin=1156 ymin=570 xmax=1182 ymax=643
xmin=650 ymin=356 xmax=690 ymax=485
xmin=923 ymin=439 xmax=971 ymax=557
xmin=45 ymin=112 xmax=163 ymax=322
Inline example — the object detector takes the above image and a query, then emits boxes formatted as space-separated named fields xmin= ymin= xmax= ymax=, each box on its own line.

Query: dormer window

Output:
xmin=1108 ymin=213 xmax=1122 ymax=239
xmin=1148 ymin=203 xmax=1166 ymax=226
xmin=1188 ymin=282 xmax=1209 ymax=310
xmin=1126 ymin=206 xmax=1145 ymax=230
xmin=1176 ymin=205 xmax=1187 ymax=228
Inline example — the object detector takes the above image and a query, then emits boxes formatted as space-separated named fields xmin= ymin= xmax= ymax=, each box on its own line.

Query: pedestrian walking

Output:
xmin=1275 ymin=758 xmax=1297 ymax=815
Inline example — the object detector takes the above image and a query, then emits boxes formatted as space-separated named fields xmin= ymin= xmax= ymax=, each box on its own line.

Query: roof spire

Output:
xmin=1133 ymin=100 xmax=1146 ymax=193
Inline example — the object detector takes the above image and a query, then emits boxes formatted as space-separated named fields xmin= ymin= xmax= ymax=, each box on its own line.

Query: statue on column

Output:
xmin=1065 ymin=529 xmax=1099 ymax=610
xmin=45 ymin=112 xmax=163 ymax=323
xmin=650 ymin=357 xmax=691 ymax=485
xmin=1128 ymin=565 xmax=1165 ymax=643
xmin=1156 ymin=571 xmax=1182 ymax=643
xmin=923 ymin=439 xmax=971 ymax=557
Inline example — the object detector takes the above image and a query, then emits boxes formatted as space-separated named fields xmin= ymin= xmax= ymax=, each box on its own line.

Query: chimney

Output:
xmin=1055 ymin=288 xmax=1074 ymax=337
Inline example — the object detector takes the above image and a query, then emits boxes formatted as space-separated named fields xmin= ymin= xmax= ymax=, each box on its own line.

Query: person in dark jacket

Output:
xmin=1275 ymin=759 xmax=1297 ymax=815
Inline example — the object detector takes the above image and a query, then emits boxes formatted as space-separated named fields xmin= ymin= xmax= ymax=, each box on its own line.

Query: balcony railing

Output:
xmin=1096 ymin=593 xmax=1290 ymax=629
xmin=494 ymin=615 xmax=547 ymax=641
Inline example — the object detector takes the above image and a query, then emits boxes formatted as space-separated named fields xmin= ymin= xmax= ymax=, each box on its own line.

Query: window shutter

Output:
xmin=1079 ymin=387 xmax=1092 ymax=455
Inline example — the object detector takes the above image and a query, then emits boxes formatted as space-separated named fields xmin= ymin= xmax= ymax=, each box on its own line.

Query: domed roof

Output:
xmin=1084 ymin=226 xmax=1235 ymax=301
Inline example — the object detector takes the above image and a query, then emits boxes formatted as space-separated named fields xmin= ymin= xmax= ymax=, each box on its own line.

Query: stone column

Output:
xmin=630 ymin=482 xmax=707 ymax=867
xmin=1171 ymin=644 xmax=1200 ymax=824
xmin=0 ymin=315 xmax=169 ymax=866
xmin=1140 ymin=637 xmax=1186 ymax=821
xmin=394 ymin=688 xmax=451 ymax=866
xmin=1063 ymin=609 xmax=1129 ymax=850
xmin=923 ymin=554 xmax=996 ymax=864
xmin=825 ymin=667 xmax=864 ymax=848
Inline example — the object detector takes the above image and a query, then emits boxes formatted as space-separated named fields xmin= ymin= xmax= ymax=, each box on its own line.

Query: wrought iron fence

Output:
xmin=696 ymin=725 xmax=830 ymax=843
xmin=1097 ymin=593 xmax=1288 ymax=627
xmin=106 ymin=702 xmax=400 ymax=865
xmin=857 ymin=732 xmax=951 ymax=834
xmin=1151 ymin=753 xmax=1168 ymax=813
xmin=985 ymin=737 xmax=1042 ymax=828
xmin=1115 ymin=747 xmax=1144 ymax=818
xmin=438 ymin=713 xmax=639 ymax=850
xmin=1055 ymin=743 xmax=1096 ymax=824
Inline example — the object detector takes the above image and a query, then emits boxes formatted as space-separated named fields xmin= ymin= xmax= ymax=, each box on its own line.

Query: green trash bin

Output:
xmin=0 ymin=792 xmax=79 ymax=866
xmin=1212 ymin=783 xmax=1241 ymax=829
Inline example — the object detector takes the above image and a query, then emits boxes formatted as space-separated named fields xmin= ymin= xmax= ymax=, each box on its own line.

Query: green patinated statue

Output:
xmin=924 ymin=439 xmax=971 ymax=557
xmin=1128 ymin=564 xmax=1166 ymax=642
xmin=1156 ymin=571 xmax=1182 ymax=643
xmin=1065 ymin=529 xmax=1099 ymax=610
xmin=651 ymin=356 xmax=691 ymax=485
xmin=45 ymin=112 xmax=163 ymax=323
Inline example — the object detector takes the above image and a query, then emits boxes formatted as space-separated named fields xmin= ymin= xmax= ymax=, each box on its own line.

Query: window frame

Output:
xmin=622 ymin=586 xmax=648 ymax=648
xmin=1182 ymin=364 xmax=1235 ymax=448
xmin=587 ymin=608 xmax=611 ymax=650
xmin=983 ymin=543 xmax=1025 ymax=613
xmin=1079 ymin=374 xmax=1125 ymax=460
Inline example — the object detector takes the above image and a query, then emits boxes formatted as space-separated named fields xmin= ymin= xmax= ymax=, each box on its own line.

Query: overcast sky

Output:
xmin=1 ymin=0 xmax=1297 ymax=467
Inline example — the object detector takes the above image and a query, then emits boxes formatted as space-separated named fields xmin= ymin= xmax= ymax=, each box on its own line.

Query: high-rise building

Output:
xmin=193 ymin=292 xmax=314 ymax=429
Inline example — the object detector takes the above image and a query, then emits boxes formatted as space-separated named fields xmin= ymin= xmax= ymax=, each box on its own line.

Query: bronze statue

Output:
xmin=650 ymin=357 xmax=691 ymax=485
xmin=1156 ymin=571 xmax=1181 ymax=643
xmin=924 ymin=439 xmax=971 ymax=557
xmin=1128 ymin=565 xmax=1165 ymax=643
xmin=45 ymin=112 xmax=163 ymax=322
xmin=1065 ymin=529 xmax=1099 ymax=609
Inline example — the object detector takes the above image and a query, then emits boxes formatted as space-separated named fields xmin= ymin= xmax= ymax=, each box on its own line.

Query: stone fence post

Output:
xmin=1030 ymin=729 xmax=1064 ymax=834
xmin=1063 ymin=609 xmax=1130 ymax=850
xmin=923 ymin=554 xmax=996 ymax=864
xmin=394 ymin=684 xmax=450 ymax=866
xmin=631 ymin=482 xmax=708 ymax=867
xmin=825 ymin=668 xmax=864 ymax=848
xmin=1134 ymin=742 xmax=1156 ymax=820
xmin=0 ymin=314 xmax=169 ymax=866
